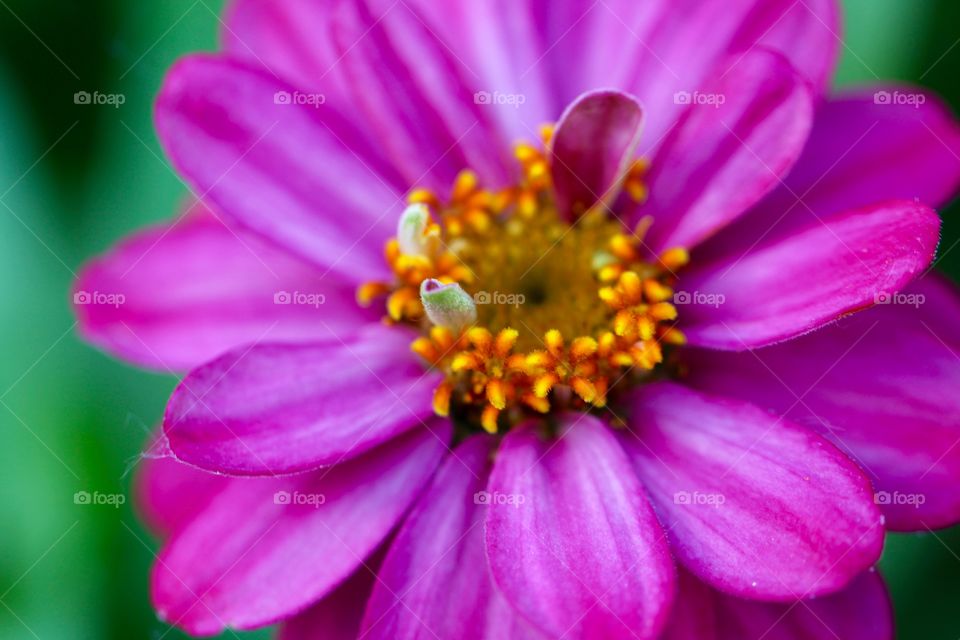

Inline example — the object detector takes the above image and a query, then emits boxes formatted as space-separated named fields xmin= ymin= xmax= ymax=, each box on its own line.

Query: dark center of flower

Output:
xmin=358 ymin=128 xmax=688 ymax=434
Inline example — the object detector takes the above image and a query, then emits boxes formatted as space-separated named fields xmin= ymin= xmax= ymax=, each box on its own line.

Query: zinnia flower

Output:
xmin=74 ymin=0 xmax=960 ymax=638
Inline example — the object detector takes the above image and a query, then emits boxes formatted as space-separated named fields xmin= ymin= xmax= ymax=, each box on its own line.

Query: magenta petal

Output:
xmin=155 ymin=55 xmax=405 ymax=283
xmin=551 ymin=0 xmax=838 ymax=152
xmin=728 ymin=0 xmax=840 ymax=98
xmin=619 ymin=382 xmax=884 ymax=600
xmin=680 ymin=200 xmax=940 ymax=349
xmin=331 ymin=0 xmax=511 ymax=191
xmin=777 ymin=88 xmax=960 ymax=212
xmin=362 ymin=436 xmax=545 ymax=640
xmin=659 ymin=569 xmax=720 ymax=640
xmin=550 ymin=90 xmax=644 ymax=221
xmin=136 ymin=437 xmax=229 ymax=538
xmin=403 ymin=0 xmax=560 ymax=145
xmin=662 ymin=569 xmax=892 ymax=640
xmin=224 ymin=0 xmax=350 ymax=99
xmin=163 ymin=325 xmax=441 ymax=475
xmin=278 ymin=564 xmax=379 ymax=640
xmin=707 ymin=89 xmax=960 ymax=260
xmin=151 ymin=424 xmax=449 ymax=636
xmin=643 ymin=50 xmax=813 ymax=251
xmin=685 ymin=274 xmax=960 ymax=531
xmin=73 ymin=203 xmax=374 ymax=371
xmin=485 ymin=413 xmax=675 ymax=639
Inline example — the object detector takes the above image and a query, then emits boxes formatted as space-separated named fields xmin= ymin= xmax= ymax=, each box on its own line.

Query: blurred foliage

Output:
xmin=0 ymin=0 xmax=957 ymax=638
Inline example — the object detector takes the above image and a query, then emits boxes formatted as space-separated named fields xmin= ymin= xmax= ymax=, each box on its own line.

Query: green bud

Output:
xmin=420 ymin=279 xmax=477 ymax=330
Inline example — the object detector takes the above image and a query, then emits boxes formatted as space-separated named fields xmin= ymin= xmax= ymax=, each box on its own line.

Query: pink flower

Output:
xmin=73 ymin=0 xmax=960 ymax=638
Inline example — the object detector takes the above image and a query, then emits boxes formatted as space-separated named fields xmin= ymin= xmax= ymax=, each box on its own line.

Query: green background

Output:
xmin=0 ymin=0 xmax=958 ymax=637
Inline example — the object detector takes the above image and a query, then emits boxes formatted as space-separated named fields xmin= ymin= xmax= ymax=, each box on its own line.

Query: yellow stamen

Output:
xmin=544 ymin=329 xmax=564 ymax=356
xmin=525 ymin=350 xmax=553 ymax=371
xmin=430 ymin=326 xmax=455 ymax=353
xmin=453 ymin=170 xmax=479 ymax=201
xmin=523 ymin=393 xmax=551 ymax=413
xmin=357 ymin=282 xmax=390 ymax=306
xmin=433 ymin=382 xmax=453 ymax=417
xmin=466 ymin=327 xmax=493 ymax=352
xmin=451 ymin=352 xmax=481 ymax=372
xmin=660 ymin=247 xmax=690 ymax=271
xmin=534 ymin=373 xmax=559 ymax=398
xmin=570 ymin=336 xmax=598 ymax=360
xmin=408 ymin=188 xmax=440 ymax=208
xmin=411 ymin=337 xmax=437 ymax=362
xmin=539 ymin=123 xmax=555 ymax=146
xmin=619 ymin=271 xmax=642 ymax=300
xmin=609 ymin=234 xmax=638 ymax=263
xmin=515 ymin=143 xmax=540 ymax=164
xmin=644 ymin=280 xmax=673 ymax=303
xmin=494 ymin=328 xmax=519 ymax=358
xmin=623 ymin=158 xmax=651 ymax=203
xmin=660 ymin=326 xmax=687 ymax=345
xmin=598 ymin=263 xmax=624 ymax=283
xmin=486 ymin=379 xmax=508 ymax=410
xmin=387 ymin=288 xmax=419 ymax=321
xmin=650 ymin=302 xmax=678 ymax=321
xmin=481 ymin=406 xmax=500 ymax=434
xmin=571 ymin=377 xmax=597 ymax=404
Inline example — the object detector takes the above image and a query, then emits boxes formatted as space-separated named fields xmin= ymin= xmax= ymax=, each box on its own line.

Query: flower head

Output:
xmin=74 ymin=0 xmax=960 ymax=638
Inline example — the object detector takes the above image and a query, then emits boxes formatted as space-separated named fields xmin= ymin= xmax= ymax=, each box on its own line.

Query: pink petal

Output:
xmin=401 ymin=0 xmax=561 ymax=145
xmin=642 ymin=50 xmax=813 ymax=251
xmin=486 ymin=413 xmax=675 ymax=638
xmin=619 ymin=382 xmax=884 ymax=600
xmin=73 ymin=203 xmax=374 ymax=371
xmin=662 ymin=569 xmax=892 ymax=640
xmin=706 ymin=88 xmax=960 ymax=260
xmin=729 ymin=0 xmax=840 ymax=97
xmin=659 ymin=570 xmax=720 ymax=640
xmin=550 ymin=90 xmax=644 ymax=221
xmin=362 ymin=436 xmax=546 ymax=639
xmin=685 ymin=274 xmax=960 ymax=531
xmin=225 ymin=0 xmax=555 ymax=154
xmin=278 ymin=563 xmax=380 ymax=640
xmin=155 ymin=55 xmax=405 ymax=284
xmin=228 ymin=0 xmax=840 ymax=165
xmin=136 ymin=438 xmax=230 ymax=538
xmin=152 ymin=424 xmax=450 ymax=636
xmin=679 ymin=200 xmax=940 ymax=349
xmin=223 ymin=0 xmax=350 ymax=99
xmin=163 ymin=325 xmax=441 ymax=475
xmin=330 ymin=0 xmax=512 ymax=192
xmin=545 ymin=0 xmax=839 ymax=152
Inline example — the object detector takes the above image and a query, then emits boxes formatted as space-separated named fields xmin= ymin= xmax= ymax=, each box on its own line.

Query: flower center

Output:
xmin=359 ymin=128 xmax=689 ymax=435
